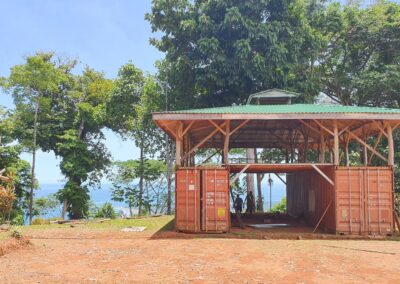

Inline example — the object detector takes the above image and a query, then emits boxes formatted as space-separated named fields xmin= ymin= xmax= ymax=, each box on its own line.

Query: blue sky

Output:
xmin=0 ymin=0 xmax=162 ymax=183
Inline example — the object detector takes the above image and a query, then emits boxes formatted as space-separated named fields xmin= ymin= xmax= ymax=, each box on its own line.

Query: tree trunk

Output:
xmin=138 ymin=135 xmax=144 ymax=216
xmin=246 ymin=149 xmax=255 ymax=212
xmin=29 ymin=102 xmax=39 ymax=225
xmin=61 ymin=200 xmax=67 ymax=220
xmin=253 ymin=149 xmax=263 ymax=212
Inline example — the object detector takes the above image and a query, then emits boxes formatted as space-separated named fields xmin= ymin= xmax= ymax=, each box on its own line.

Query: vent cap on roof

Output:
xmin=247 ymin=89 xmax=299 ymax=105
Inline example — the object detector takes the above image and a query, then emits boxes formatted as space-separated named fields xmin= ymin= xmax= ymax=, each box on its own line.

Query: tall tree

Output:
xmin=110 ymin=159 xmax=167 ymax=216
xmin=315 ymin=1 xmax=400 ymax=106
xmin=107 ymin=63 xmax=164 ymax=215
xmin=55 ymin=67 xmax=113 ymax=219
xmin=146 ymin=0 xmax=323 ymax=107
xmin=6 ymin=52 xmax=67 ymax=224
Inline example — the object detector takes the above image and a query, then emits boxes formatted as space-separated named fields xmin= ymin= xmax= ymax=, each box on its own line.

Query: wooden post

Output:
xmin=175 ymin=122 xmax=183 ymax=167
xmin=223 ymin=120 xmax=230 ymax=164
xmin=362 ymin=128 xmax=368 ymax=166
xmin=387 ymin=124 xmax=394 ymax=166
xmin=345 ymin=134 xmax=350 ymax=166
xmin=333 ymin=121 xmax=339 ymax=165
xmin=303 ymin=131 xmax=309 ymax=163
xmin=319 ymin=134 xmax=325 ymax=163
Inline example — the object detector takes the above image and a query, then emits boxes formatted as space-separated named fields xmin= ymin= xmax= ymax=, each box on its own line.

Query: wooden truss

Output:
xmin=155 ymin=118 xmax=399 ymax=168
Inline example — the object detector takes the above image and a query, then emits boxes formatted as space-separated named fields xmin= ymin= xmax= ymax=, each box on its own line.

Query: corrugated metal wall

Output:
xmin=287 ymin=166 xmax=394 ymax=235
xmin=287 ymin=167 xmax=335 ymax=232
xmin=336 ymin=167 xmax=393 ymax=235
xmin=175 ymin=169 xmax=201 ymax=232
xmin=201 ymin=169 xmax=230 ymax=232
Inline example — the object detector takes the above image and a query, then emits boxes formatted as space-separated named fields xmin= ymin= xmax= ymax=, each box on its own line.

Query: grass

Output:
xmin=0 ymin=231 xmax=11 ymax=241
xmin=17 ymin=215 xmax=175 ymax=233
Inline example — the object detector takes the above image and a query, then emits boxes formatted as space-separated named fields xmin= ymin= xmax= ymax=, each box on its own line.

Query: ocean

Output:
xmin=34 ymin=178 xmax=286 ymax=220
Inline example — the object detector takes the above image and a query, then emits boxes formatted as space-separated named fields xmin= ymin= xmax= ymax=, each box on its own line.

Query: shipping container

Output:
xmin=201 ymin=168 xmax=230 ymax=232
xmin=175 ymin=169 xmax=201 ymax=232
xmin=336 ymin=167 xmax=393 ymax=235
xmin=175 ymin=167 xmax=230 ymax=233
xmin=287 ymin=166 xmax=394 ymax=235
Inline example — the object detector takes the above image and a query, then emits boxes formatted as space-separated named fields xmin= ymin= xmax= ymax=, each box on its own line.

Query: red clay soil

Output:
xmin=0 ymin=237 xmax=30 ymax=258
xmin=0 ymin=227 xmax=399 ymax=283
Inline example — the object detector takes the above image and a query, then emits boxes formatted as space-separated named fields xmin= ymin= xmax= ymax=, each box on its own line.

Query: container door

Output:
xmin=363 ymin=169 xmax=393 ymax=235
xmin=175 ymin=169 xmax=201 ymax=232
xmin=201 ymin=169 xmax=230 ymax=232
xmin=336 ymin=168 xmax=365 ymax=234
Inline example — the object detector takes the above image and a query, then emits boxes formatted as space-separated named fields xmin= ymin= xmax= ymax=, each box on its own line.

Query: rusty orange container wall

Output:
xmin=287 ymin=167 xmax=336 ymax=233
xmin=201 ymin=168 xmax=230 ymax=232
xmin=175 ymin=169 xmax=201 ymax=232
xmin=335 ymin=167 xmax=394 ymax=235
xmin=287 ymin=166 xmax=394 ymax=235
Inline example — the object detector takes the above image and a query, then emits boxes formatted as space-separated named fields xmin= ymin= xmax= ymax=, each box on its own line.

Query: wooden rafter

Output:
xmin=230 ymin=164 xmax=250 ymax=186
xmin=230 ymin=120 xmax=250 ymax=137
xmin=346 ymin=130 xmax=388 ymax=162
xmin=183 ymin=121 xmax=227 ymax=159
xmin=274 ymin=173 xmax=286 ymax=185
xmin=368 ymin=130 xmax=384 ymax=164
xmin=208 ymin=120 xmax=226 ymax=136
xmin=313 ymin=120 xmax=334 ymax=136
xmin=372 ymin=120 xmax=388 ymax=138
xmin=182 ymin=121 xmax=195 ymax=137
xmin=298 ymin=119 xmax=321 ymax=136
xmin=311 ymin=164 xmax=334 ymax=186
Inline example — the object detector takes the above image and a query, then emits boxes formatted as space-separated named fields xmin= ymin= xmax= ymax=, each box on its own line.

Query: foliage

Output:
xmin=95 ymin=202 xmax=117 ymax=219
xmin=10 ymin=229 xmax=22 ymax=239
xmin=5 ymin=53 xmax=115 ymax=219
xmin=315 ymin=1 xmax=400 ymax=106
xmin=270 ymin=197 xmax=286 ymax=213
xmin=0 ymin=184 xmax=16 ymax=223
xmin=33 ymin=194 xmax=61 ymax=217
xmin=395 ymin=192 xmax=400 ymax=215
xmin=0 ymin=107 xmax=32 ymax=221
xmin=108 ymin=62 xmax=166 ymax=215
xmin=146 ymin=0 xmax=324 ymax=108
xmin=110 ymin=159 xmax=167 ymax=216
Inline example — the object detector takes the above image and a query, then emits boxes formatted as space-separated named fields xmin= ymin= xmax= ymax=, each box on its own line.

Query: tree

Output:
xmin=6 ymin=52 xmax=68 ymax=224
xmin=33 ymin=194 xmax=61 ymax=218
xmin=110 ymin=159 xmax=167 ymax=216
xmin=0 ymin=107 xmax=32 ymax=222
xmin=315 ymin=1 xmax=400 ymax=106
xmin=54 ymin=67 xmax=113 ymax=219
xmin=146 ymin=0 xmax=323 ymax=108
xmin=107 ymin=63 xmax=165 ymax=215
xmin=95 ymin=202 xmax=117 ymax=219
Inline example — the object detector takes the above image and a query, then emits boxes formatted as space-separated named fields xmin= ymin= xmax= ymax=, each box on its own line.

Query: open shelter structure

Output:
xmin=153 ymin=90 xmax=400 ymax=235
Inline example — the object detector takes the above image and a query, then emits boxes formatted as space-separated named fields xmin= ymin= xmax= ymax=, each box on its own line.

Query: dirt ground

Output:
xmin=0 ymin=218 xmax=399 ymax=283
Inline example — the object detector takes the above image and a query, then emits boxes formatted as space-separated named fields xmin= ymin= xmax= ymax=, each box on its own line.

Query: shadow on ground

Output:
xmin=149 ymin=213 xmax=397 ymax=241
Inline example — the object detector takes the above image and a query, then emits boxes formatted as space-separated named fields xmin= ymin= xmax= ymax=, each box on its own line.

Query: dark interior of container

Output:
xmin=230 ymin=167 xmax=336 ymax=234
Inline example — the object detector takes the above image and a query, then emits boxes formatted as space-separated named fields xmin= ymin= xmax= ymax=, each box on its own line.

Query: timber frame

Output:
xmin=153 ymin=102 xmax=400 ymax=235
xmin=153 ymin=115 xmax=400 ymax=169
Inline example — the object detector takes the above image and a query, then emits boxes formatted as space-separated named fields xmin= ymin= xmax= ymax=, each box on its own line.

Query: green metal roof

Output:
xmin=164 ymin=104 xmax=400 ymax=114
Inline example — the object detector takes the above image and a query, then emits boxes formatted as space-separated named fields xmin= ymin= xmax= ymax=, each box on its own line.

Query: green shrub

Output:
xmin=95 ymin=202 xmax=116 ymax=219
xmin=31 ymin=218 xmax=50 ymax=225
xmin=11 ymin=213 xmax=24 ymax=226
xmin=10 ymin=229 xmax=22 ymax=239
xmin=270 ymin=197 xmax=286 ymax=213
